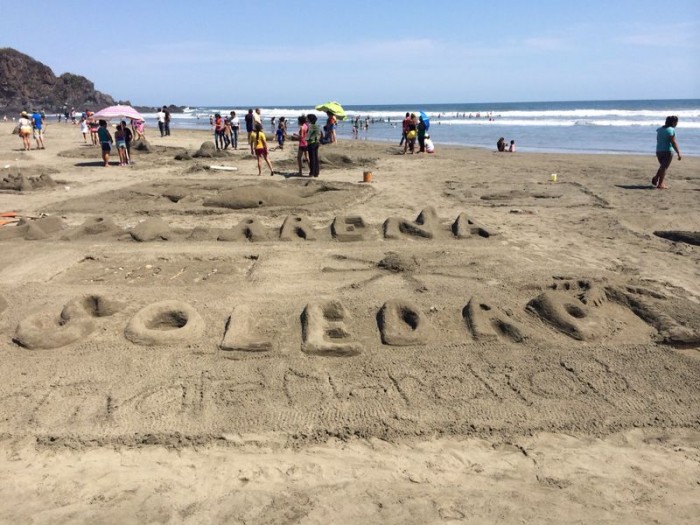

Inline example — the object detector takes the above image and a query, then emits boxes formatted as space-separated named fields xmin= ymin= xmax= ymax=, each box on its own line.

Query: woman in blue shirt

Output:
xmin=653 ymin=116 xmax=682 ymax=189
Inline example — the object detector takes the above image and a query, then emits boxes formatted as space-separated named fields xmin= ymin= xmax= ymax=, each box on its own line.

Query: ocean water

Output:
xmin=142 ymin=99 xmax=699 ymax=156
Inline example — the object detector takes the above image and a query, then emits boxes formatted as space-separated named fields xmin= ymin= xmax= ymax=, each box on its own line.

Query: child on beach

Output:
xmin=79 ymin=117 xmax=89 ymax=143
xmin=424 ymin=135 xmax=435 ymax=154
xmin=253 ymin=123 xmax=274 ymax=176
xmin=652 ymin=116 xmax=682 ymax=189
xmin=132 ymin=119 xmax=145 ymax=141
xmin=97 ymin=120 xmax=113 ymax=167
xmin=114 ymin=124 xmax=129 ymax=166
xmin=276 ymin=117 xmax=287 ymax=149
xmin=508 ymin=140 xmax=516 ymax=152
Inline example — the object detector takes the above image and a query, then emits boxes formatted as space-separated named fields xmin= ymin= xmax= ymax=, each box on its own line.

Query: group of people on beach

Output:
xmin=9 ymin=105 xmax=684 ymax=189
xmin=93 ymin=119 xmax=133 ymax=167
xmin=205 ymin=108 xmax=340 ymax=177
xmin=399 ymin=112 xmax=434 ymax=154
xmin=14 ymin=110 xmax=45 ymax=151
xmin=496 ymin=137 xmax=516 ymax=152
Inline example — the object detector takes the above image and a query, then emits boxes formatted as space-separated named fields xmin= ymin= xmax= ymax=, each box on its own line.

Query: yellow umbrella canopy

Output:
xmin=315 ymin=101 xmax=347 ymax=120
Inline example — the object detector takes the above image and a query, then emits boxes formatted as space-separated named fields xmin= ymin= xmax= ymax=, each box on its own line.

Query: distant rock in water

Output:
xmin=0 ymin=47 xmax=127 ymax=113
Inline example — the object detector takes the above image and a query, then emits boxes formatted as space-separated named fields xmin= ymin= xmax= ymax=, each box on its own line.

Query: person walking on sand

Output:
xmin=17 ymin=111 xmax=33 ymax=151
xmin=253 ymin=123 xmax=274 ymax=176
xmin=97 ymin=120 xmax=113 ymax=167
xmin=307 ymin=113 xmax=322 ymax=177
xmin=79 ymin=117 xmax=89 ymax=143
xmin=31 ymin=109 xmax=45 ymax=149
xmin=652 ymin=116 xmax=681 ymax=190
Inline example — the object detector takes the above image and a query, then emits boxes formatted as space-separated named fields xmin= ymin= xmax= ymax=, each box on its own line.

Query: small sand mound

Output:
xmin=0 ymin=165 xmax=59 ymax=192
xmin=132 ymin=139 xmax=152 ymax=153
xmin=193 ymin=141 xmax=232 ymax=159
xmin=378 ymin=252 xmax=419 ymax=273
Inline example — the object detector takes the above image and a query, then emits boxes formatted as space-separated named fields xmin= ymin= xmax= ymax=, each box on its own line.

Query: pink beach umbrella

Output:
xmin=92 ymin=104 xmax=144 ymax=121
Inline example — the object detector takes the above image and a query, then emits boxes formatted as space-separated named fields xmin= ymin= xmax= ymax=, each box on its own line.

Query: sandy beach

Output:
xmin=0 ymin=121 xmax=699 ymax=523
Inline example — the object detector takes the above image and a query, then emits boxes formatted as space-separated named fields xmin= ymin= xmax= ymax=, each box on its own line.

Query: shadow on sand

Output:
xmin=615 ymin=184 xmax=656 ymax=190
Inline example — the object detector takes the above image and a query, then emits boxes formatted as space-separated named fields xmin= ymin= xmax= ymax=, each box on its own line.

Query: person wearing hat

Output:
xmin=17 ymin=111 xmax=33 ymax=151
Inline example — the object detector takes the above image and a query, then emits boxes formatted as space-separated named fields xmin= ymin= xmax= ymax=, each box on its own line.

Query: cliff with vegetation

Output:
xmin=0 ymin=48 xmax=127 ymax=113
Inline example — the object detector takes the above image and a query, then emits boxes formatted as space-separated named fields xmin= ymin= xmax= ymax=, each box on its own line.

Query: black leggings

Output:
xmin=308 ymin=143 xmax=320 ymax=177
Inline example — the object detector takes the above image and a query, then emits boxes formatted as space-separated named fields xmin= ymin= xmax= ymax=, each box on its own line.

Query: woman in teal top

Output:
xmin=653 ymin=116 xmax=681 ymax=189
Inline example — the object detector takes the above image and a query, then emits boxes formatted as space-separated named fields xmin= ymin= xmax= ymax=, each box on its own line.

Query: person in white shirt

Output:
xmin=253 ymin=108 xmax=262 ymax=128
xmin=229 ymin=111 xmax=240 ymax=149
xmin=157 ymin=107 xmax=166 ymax=137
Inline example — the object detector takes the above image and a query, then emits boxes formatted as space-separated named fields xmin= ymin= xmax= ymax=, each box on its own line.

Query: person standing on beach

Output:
xmin=417 ymin=115 xmax=427 ymax=153
xmin=276 ymin=117 xmax=287 ymax=150
xmin=295 ymin=115 xmax=309 ymax=176
xmin=252 ymin=123 xmax=274 ymax=176
xmin=229 ymin=111 xmax=240 ymax=149
xmin=403 ymin=113 xmax=417 ymax=154
xmin=164 ymin=107 xmax=171 ymax=136
xmin=245 ymin=109 xmax=255 ymax=154
xmin=325 ymin=112 xmax=337 ymax=144
xmin=79 ymin=117 xmax=89 ymax=143
xmin=97 ymin=120 xmax=113 ymax=167
xmin=254 ymin=108 xmax=263 ymax=127
xmin=121 ymin=120 xmax=133 ymax=161
xmin=213 ymin=113 xmax=225 ymax=150
xmin=400 ymin=112 xmax=410 ymax=145
xmin=223 ymin=116 xmax=232 ymax=149
xmin=157 ymin=107 xmax=166 ymax=137
xmin=306 ymin=113 xmax=322 ymax=177
xmin=652 ymin=116 xmax=681 ymax=190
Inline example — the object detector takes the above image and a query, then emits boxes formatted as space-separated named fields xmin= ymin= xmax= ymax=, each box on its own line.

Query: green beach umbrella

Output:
xmin=315 ymin=101 xmax=347 ymax=120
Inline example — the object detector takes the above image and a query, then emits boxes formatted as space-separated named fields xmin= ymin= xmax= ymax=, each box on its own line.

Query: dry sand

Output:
xmin=0 ymin=121 xmax=699 ymax=523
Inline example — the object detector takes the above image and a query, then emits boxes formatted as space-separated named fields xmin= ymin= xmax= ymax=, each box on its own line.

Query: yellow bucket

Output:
xmin=363 ymin=171 xmax=373 ymax=183
xmin=550 ymin=173 xmax=558 ymax=182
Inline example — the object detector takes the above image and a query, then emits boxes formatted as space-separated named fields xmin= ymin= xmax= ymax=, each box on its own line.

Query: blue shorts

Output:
xmin=101 ymin=142 xmax=112 ymax=152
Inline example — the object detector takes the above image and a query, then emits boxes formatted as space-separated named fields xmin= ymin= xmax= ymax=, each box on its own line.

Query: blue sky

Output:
xmin=1 ymin=0 xmax=698 ymax=106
